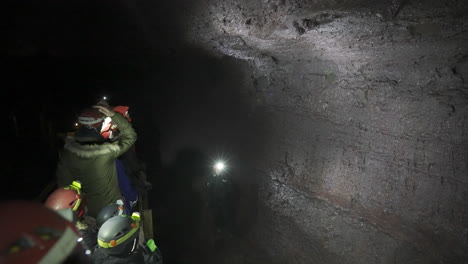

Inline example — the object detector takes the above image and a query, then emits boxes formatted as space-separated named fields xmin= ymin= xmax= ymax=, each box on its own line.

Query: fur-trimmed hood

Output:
xmin=64 ymin=136 xmax=120 ymax=159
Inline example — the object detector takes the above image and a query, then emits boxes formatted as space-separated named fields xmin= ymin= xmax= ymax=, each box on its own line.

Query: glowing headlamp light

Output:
xmin=213 ymin=161 xmax=226 ymax=175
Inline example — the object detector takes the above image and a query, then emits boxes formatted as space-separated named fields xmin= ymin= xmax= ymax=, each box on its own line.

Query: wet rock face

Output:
xmin=153 ymin=0 xmax=468 ymax=263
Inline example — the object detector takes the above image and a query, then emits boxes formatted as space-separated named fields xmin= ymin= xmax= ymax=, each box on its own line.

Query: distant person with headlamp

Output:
xmin=206 ymin=160 xmax=236 ymax=237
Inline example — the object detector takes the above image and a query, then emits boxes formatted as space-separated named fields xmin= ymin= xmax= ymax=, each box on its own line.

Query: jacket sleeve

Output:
xmin=110 ymin=112 xmax=137 ymax=158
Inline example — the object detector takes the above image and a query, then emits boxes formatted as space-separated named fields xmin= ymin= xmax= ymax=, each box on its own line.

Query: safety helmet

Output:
xmin=113 ymin=106 xmax=131 ymax=122
xmin=0 ymin=200 xmax=89 ymax=264
xmin=97 ymin=212 xmax=141 ymax=257
xmin=96 ymin=199 xmax=125 ymax=228
xmin=77 ymin=107 xmax=105 ymax=129
xmin=74 ymin=107 xmax=105 ymax=143
xmin=45 ymin=181 xmax=87 ymax=219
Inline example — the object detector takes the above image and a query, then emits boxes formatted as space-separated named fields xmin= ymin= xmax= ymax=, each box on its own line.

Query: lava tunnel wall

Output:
xmin=150 ymin=0 xmax=468 ymax=263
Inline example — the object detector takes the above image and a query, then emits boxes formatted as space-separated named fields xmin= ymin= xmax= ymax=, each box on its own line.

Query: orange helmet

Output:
xmin=77 ymin=107 xmax=105 ymax=128
xmin=113 ymin=106 xmax=131 ymax=122
xmin=0 ymin=200 xmax=88 ymax=264
xmin=45 ymin=181 xmax=87 ymax=219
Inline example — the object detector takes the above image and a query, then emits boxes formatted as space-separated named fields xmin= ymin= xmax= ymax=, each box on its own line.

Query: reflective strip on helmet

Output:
xmin=97 ymin=220 xmax=140 ymax=249
xmin=71 ymin=181 xmax=82 ymax=189
xmin=64 ymin=182 xmax=82 ymax=212
xmin=72 ymin=198 xmax=81 ymax=212
xmin=131 ymin=212 xmax=141 ymax=221
xmin=78 ymin=116 xmax=104 ymax=125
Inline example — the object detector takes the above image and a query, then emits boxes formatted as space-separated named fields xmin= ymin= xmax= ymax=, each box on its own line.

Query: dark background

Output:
xmin=2 ymin=0 xmax=189 ymax=199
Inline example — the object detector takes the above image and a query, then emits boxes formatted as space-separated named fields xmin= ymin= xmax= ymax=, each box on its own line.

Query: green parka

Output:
xmin=56 ymin=113 xmax=137 ymax=217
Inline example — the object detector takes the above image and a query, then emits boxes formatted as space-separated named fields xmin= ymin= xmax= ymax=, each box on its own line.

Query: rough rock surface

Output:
xmin=151 ymin=0 xmax=468 ymax=263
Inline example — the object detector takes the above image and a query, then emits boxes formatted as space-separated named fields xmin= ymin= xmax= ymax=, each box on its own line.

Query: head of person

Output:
xmin=100 ymin=106 xmax=131 ymax=140
xmin=113 ymin=106 xmax=131 ymax=122
xmin=0 ymin=200 xmax=91 ymax=264
xmin=44 ymin=181 xmax=87 ymax=220
xmin=75 ymin=107 xmax=105 ymax=144
xmin=97 ymin=212 xmax=141 ymax=257
xmin=96 ymin=199 xmax=125 ymax=228
xmin=100 ymin=116 xmax=114 ymax=140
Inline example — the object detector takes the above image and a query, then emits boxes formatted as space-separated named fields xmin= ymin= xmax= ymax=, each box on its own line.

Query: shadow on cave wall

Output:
xmin=152 ymin=146 xmax=260 ymax=264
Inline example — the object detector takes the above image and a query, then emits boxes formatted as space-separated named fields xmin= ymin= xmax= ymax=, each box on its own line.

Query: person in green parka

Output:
xmin=56 ymin=104 xmax=137 ymax=218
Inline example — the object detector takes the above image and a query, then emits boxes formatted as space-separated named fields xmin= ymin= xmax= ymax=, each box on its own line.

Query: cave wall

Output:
xmin=152 ymin=0 xmax=468 ymax=263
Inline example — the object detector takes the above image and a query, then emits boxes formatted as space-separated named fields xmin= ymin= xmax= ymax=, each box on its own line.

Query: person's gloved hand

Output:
xmin=141 ymin=239 xmax=163 ymax=264
xmin=93 ymin=105 xmax=115 ymax=117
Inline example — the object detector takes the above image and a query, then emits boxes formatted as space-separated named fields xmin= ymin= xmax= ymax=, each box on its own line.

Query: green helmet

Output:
xmin=97 ymin=212 xmax=141 ymax=257
xmin=96 ymin=199 xmax=124 ymax=228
